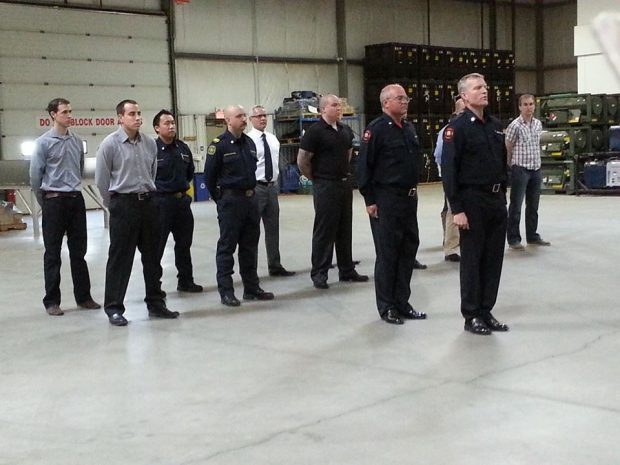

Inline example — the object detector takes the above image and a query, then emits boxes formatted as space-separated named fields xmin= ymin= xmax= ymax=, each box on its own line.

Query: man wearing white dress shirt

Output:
xmin=247 ymin=105 xmax=295 ymax=277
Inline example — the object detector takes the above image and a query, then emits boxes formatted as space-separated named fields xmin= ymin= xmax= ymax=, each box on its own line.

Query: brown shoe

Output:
xmin=46 ymin=305 xmax=64 ymax=316
xmin=78 ymin=299 xmax=101 ymax=310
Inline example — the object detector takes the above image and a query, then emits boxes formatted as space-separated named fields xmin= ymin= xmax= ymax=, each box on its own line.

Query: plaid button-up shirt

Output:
xmin=505 ymin=115 xmax=542 ymax=170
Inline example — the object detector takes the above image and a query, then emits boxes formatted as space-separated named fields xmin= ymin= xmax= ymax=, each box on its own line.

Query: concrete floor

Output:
xmin=0 ymin=183 xmax=618 ymax=465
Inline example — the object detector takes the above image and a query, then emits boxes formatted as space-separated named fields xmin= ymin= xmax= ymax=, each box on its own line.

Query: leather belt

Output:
xmin=44 ymin=191 xmax=80 ymax=199
xmin=256 ymin=180 xmax=275 ymax=186
xmin=462 ymin=183 xmax=503 ymax=193
xmin=157 ymin=191 xmax=185 ymax=198
xmin=113 ymin=192 xmax=152 ymax=200
xmin=378 ymin=186 xmax=417 ymax=197
xmin=220 ymin=188 xmax=255 ymax=197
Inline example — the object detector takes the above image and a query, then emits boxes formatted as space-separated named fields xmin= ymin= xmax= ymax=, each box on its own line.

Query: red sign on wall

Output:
xmin=37 ymin=115 xmax=118 ymax=128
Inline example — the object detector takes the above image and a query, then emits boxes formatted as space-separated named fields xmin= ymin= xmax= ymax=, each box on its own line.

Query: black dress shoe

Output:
xmin=464 ymin=317 xmax=491 ymax=335
xmin=413 ymin=259 xmax=427 ymax=270
xmin=221 ymin=294 xmax=241 ymax=307
xmin=148 ymin=307 xmax=180 ymax=319
xmin=177 ymin=283 xmax=204 ymax=293
xmin=243 ymin=288 xmax=275 ymax=300
xmin=444 ymin=254 xmax=460 ymax=262
xmin=108 ymin=313 xmax=128 ymax=326
xmin=339 ymin=271 xmax=369 ymax=282
xmin=399 ymin=303 xmax=427 ymax=320
xmin=269 ymin=267 xmax=296 ymax=277
xmin=313 ymin=280 xmax=329 ymax=289
xmin=381 ymin=308 xmax=404 ymax=325
xmin=527 ymin=238 xmax=551 ymax=246
xmin=484 ymin=315 xmax=509 ymax=331
xmin=78 ymin=299 xmax=101 ymax=310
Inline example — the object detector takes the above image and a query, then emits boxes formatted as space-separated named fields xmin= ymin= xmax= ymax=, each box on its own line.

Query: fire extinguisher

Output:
xmin=5 ymin=190 xmax=16 ymax=204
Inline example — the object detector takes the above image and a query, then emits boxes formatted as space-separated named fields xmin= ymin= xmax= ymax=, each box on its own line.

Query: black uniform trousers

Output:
xmin=41 ymin=193 xmax=93 ymax=308
xmin=104 ymin=195 xmax=164 ymax=316
xmin=459 ymin=188 xmax=507 ymax=320
xmin=215 ymin=192 xmax=261 ymax=296
xmin=369 ymin=188 xmax=419 ymax=314
xmin=310 ymin=179 xmax=354 ymax=282
xmin=155 ymin=193 xmax=195 ymax=287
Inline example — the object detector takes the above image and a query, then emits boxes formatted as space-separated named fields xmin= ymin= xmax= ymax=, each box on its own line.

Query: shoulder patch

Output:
xmin=443 ymin=127 xmax=455 ymax=142
xmin=207 ymin=145 xmax=217 ymax=156
xmin=362 ymin=130 xmax=372 ymax=142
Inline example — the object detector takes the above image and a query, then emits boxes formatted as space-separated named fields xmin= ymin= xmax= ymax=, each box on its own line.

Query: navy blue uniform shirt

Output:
xmin=357 ymin=113 xmax=420 ymax=206
xmin=155 ymin=138 xmax=195 ymax=193
xmin=204 ymin=130 xmax=258 ymax=199
xmin=441 ymin=108 xmax=507 ymax=214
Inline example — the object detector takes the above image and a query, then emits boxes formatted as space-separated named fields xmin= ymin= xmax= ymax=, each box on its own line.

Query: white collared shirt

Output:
xmin=247 ymin=127 xmax=280 ymax=182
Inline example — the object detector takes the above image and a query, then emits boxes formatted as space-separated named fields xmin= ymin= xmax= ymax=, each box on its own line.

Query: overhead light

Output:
xmin=21 ymin=140 xmax=36 ymax=158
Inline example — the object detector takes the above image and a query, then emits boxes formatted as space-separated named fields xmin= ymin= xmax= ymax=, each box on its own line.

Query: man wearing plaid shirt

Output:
xmin=505 ymin=94 xmax=550 ymax=250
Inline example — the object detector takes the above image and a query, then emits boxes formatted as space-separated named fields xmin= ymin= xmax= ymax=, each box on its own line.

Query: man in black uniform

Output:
xmin=297 ymin=94 xmax=368 ymax=289
xmin=441 ymin=73 xmax=510 ymax=335
xmin=204 ymin=105 xmax=274 ymax=307
xmin=357 ymin=84 xmax=427 ymax=325
xmin=152 ymin=110 xmax=203 ymax=294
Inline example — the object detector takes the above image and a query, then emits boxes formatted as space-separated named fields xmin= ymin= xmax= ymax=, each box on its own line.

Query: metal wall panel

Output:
xmin=254 ymin=0 xmax=336 ymax=58
xmin=173 ymin=0 xmax=254 ymax=55
xmin=515 ymin=71 xmax=537 ymax=96
xmin=174 ymin=0 xmax=336 ymax=58
xmin=514 ymin=6 xmax=536 ymax=67
xmin=0 ymin=3 xmax=171 ymax=160
xmin=175 ymin=59 xmax=339 ymax=116
xmin=544 ymin=68 xmax=577 ymax=94
xmin=544 ymin=3 xmax=577 ymax=67
xmin=345 ymin=0 xmax=428 ymax=60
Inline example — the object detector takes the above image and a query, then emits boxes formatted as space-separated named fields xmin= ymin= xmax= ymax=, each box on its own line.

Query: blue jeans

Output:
xmin=507 ymin=165 xmax=542 ymax=245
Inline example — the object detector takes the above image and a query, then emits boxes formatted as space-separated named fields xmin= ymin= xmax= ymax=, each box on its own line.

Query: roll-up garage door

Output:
xmin=0 ymin=2 xmax=171 ymax=161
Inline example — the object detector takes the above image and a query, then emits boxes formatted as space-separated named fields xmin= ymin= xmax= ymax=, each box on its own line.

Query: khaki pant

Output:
xmin=442 ymin=200 xmax=460 ymax=256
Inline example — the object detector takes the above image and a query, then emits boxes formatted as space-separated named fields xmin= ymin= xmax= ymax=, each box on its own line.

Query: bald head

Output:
xmin=319 ymin=94 xmax=342 ymax=124
xmin=224 ymin=105 xmax=247 ymax=137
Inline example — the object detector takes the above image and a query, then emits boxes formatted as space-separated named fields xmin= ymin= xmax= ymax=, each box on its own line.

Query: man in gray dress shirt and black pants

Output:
xmin=96 ymin=99 xmax=178 ymax=326
xmin=30 ymin=97 xmax=100 ymax=316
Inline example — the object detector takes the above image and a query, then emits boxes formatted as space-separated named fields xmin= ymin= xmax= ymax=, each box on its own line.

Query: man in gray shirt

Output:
xmin=95 ymin=99 xmax=178 ymax=326
xmin=30 ymin=97 xmax=100 ymax=316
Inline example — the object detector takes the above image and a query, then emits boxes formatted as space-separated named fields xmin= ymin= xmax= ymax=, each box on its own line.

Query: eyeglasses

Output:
xmin=390 ymin=96 xmax=411 ymax=103
xmin=251 ymin=114 xmax=268 ymax=118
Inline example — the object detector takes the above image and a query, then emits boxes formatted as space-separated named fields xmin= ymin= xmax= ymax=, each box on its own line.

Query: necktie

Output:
xmin=262 ymin=133 xmax=273 ymax=182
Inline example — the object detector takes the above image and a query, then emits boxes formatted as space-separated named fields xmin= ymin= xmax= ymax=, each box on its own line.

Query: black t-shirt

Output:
xmin=299 ymin=118 xmax=354 ymax=180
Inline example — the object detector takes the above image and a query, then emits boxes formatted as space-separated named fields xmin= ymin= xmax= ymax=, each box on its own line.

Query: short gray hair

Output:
xmin=457 ymin=73 xmax=485 ymax=94
xmin=319 ymin=94 xmax=339 ymax=110
xmin=250 ymin=105 xmax=266 ymax=116
xmin=379 ymin=84 xmax=401 ymax=107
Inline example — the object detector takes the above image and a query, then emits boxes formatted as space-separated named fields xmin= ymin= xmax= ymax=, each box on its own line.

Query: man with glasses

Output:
xmin=357 ymin=84 xmax=427 ymax=325
xmin=441 ymin=74 xmax=509 ymax=335
xmin=298 ymin=94 xmax=368 ymax=290
xmin=247 ymin=105 xmax=295 ymax=277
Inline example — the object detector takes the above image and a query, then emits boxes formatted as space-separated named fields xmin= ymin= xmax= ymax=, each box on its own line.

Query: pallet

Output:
xmin=0 ymin=222 xmax=27 ymax=232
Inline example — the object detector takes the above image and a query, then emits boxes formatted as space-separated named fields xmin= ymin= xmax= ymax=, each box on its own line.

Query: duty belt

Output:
xmin=220 ymin=188 xmax=255 ymax=197
xmin=378 ymin=185 xmax=417 ymax=197
xmin=44 ymin=191 xmax=80 ymax=199
xmin=157 ymin=191 xmax=185 ymax=198
xmin=462 ymin=183 xmax=503 ymax=193
xmin=256 ymin=180 xmax=275 ymax=186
